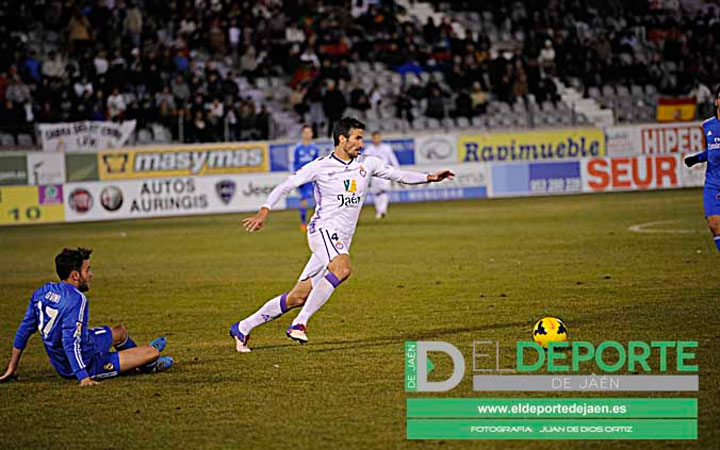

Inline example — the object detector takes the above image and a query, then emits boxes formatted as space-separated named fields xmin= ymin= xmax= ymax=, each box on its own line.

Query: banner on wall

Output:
xmin=0 ymin=185 xmax=65 ymax=225
xmin=415 ymin=134 xmax=457 ymax=165
xmin=490 ymin=161 xmax=582 ymax=197
xmin=38 ymin=121 xmax=136 ymax=152
xmin=0 ymin=154 xmax=28 ymax=186
xmin=26 ymin=153 xmax=66 ymax=185
xmin=581 ymin=155 xmax=682 ymax=192
xmin=269 ymin=137 xmax=414 ymax=173
xmin=606 ymin=122 xmax=704 ymax=156
xmin=64 ymin=172 xmax=288 ymax=222
xmin=97 ymin=142 xmax=270 ymax=181
xmin=458 ymin=129 xmax=605 ymax=163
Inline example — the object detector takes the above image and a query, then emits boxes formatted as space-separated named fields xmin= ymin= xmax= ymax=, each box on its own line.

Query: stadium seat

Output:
xmin=0 ymin=133 xmax=15 ymax=147
xmin=137 ymin=129 xmax=153 ymax=143
xmin=17 ymin=134 xmax=34 ymax=147
xmin=588 ymin=87 xmax=601 ymax=99
xmin=457 ymin=116 xmax=470 ymax=128
xmin=541 ymin=101 xmax=556 ymax=112
xmin=427 ymin=118 xmax=441 ymax=129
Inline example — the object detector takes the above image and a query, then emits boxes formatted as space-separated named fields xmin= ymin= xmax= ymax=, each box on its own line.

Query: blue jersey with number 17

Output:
xmin=13 ymin=281 xmax=99 ymax=380
xmin=702 ymin=117 xmax=720 ymax=188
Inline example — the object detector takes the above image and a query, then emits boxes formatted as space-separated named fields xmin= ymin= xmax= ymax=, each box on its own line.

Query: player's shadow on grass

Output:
xmin=252 ymin=320 xmax=529 ymax=353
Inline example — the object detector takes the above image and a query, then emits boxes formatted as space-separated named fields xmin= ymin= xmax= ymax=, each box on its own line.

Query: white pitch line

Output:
xmin=628 ymin=220 xmax=696 ymax=234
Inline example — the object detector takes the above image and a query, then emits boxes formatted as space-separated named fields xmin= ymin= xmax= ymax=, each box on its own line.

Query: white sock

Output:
xmin=239 ymin=292 xmax=290 ymax=335
xmin=292 ymin=272 xmax=342 ymax=326
xmin=376 ymin=192 xmax=389 ymax=215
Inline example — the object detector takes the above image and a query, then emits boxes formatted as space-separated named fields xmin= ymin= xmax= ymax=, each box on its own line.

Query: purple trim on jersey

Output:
xmin=325 ymin=272 xmax=342 ymax=288
xmin=331 ymin=154 xmax=354 ymax=165
xmin=324 ymin=230 xmax=341 ymax=255
xmin=308 ymin=181 xmax=322 ymax=233
xmin=318 ymin=228 xmax=332 ymax=261
xmin=280 ymin=292 xmax=289 ymax=313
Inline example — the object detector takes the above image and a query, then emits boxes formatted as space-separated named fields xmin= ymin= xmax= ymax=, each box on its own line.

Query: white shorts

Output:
xmin=298 ymin=227 xmax=352 ymax=284
xmin=370 ymin=177 xmax=391 ymax=193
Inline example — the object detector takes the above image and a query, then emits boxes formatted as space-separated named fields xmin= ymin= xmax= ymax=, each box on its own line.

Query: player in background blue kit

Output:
xmin=685 ymin=85 xmax=720 ymax=253
xmin=0 ymin=248 xmax=173 ymax=386
xmin=293 ymin=125 xmax=321 ymax=232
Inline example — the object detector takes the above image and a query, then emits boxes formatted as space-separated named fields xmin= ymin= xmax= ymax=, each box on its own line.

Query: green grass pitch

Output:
xmin=0 ymin=188 xmax=718 ymax=449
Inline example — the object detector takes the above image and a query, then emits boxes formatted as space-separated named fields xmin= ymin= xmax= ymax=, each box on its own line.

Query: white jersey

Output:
xmin=262 ymin=153 xmax=427 ymax=240
xmin=363 ymin=143 xmax=400 ymax=167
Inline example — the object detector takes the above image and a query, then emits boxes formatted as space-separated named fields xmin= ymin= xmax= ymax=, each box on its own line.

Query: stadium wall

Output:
xmin=0 ymin=123 xmax=706 ymax=226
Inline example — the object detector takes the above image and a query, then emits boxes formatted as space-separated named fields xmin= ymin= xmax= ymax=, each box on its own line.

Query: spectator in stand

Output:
xmin=451 ymin=89 xmax=475 ymax=120
xmin=426 ymin=87 xmax=446 ymax=120
xmin=107 ymin=88 xmax=126 ymax=121
xmin=67 ymin=8 xmax=93 ymax=55
xmin=42 ymin=51 xmax=66 ymax=82
xmin=349 ymin=83 xmax=371 ymax=116
xmin=321 ymin=79 xmax=346 ymax=137
xmin=206 ymin=98 xmax=225 ymax=141
xmin=171 ymin=75 xmax=191 ymax=107
xmin=6 ymin=76 xmax=32 ymax=106
xmin=470 ymin=82 xmax=488 ymax=115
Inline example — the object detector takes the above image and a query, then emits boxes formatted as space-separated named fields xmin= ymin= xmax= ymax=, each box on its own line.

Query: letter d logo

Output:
xmin=413 ymin=341 xmax=465 ymax=392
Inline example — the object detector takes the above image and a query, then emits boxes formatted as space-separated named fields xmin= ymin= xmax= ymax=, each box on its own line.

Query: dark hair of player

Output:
xmin=55 ymin=247 xmax=92 ymax=280
xmin=333 ymin=117 xmax=366 ymax=146
xmin=715 ymin=85 xmax=720 ymax=100
xmin=301 ymin=124 xmax=312 ymax=131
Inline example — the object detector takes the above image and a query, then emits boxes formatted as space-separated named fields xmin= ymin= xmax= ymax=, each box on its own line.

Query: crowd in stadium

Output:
xmin=0 ymin=0 xmax=718 ymax=145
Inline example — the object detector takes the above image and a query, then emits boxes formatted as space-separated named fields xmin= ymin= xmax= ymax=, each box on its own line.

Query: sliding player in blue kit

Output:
xmin=0 ymin=248 xmax=173 ymax=386
xmin=685 ymin=86 xmax=720 ymax=253
xmin=294 ymin=125 xmax=321 ymax=232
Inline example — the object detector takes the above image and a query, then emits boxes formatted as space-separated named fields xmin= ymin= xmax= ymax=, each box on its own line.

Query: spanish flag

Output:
xmin=656 ymin=97 xmax=696 ymax=122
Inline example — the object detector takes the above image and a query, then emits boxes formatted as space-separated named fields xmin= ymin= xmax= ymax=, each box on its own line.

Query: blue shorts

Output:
xmin=703 ymin=186 xmax=720 ymax=217
xmin=87 ymin=326 xmax=120 ymax=379
xmin=298 ymin=183 xmax=314 ymax=200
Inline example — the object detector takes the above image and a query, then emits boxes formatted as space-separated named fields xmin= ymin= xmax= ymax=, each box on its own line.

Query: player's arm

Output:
xmin=685 ymin=151 xmax=708 ymax=167
xmin=0 ymin=298 xmax=39 ymax=383
xmin=686 ymin=130 xmax=710 ymax=167
xmin=370 ymin=157 xmax=454 ymax=184
xmin=243 ymin=162 xmax=317 ymax=232
xmin=60 ymin=298 xmax=98 ymax=386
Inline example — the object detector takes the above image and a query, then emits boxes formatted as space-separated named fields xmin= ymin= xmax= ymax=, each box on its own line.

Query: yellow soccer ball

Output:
xmin=532 ymin=317 xmax=568 ymax=349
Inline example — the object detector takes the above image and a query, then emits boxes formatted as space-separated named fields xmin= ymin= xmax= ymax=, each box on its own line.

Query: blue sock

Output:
xmin=300 ymin=208 xmax=307 ymax=224
xmin=715 ymin=236 xmax=720 ymax=252
xmin=115 ymin=334 xmax=137 ymax=351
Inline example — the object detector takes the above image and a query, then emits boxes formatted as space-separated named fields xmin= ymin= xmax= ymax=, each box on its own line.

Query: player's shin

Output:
xmin=115 ymin=334 xmax=137 ymax=351
xmin=292 ymin=273 xmax=342 ymax=326
xmin=239 ymin=292 xmax=295 ymax=335
xmin=376 ymin=192 xmax=389 ymax=216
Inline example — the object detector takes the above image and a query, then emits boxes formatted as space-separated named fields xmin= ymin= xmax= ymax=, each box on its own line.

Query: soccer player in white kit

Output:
xmin=363 ymin=131 xmax=400 ymax=219
xmin=229 ymin=117 xmax=454 ymax=351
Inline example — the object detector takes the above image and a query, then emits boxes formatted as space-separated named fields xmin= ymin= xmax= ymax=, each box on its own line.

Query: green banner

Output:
xmin=405 ymin=341 xmax=417 ymax=392
xmin=406 ymin=419 xmax=697 ymax=440
xmin=407 ymin=398 xmax=697 ymax=418
xmin=65 ymin=153 xmax=98 ymax=182
xmin=0 ymin=154 xmax=28 ymax=185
